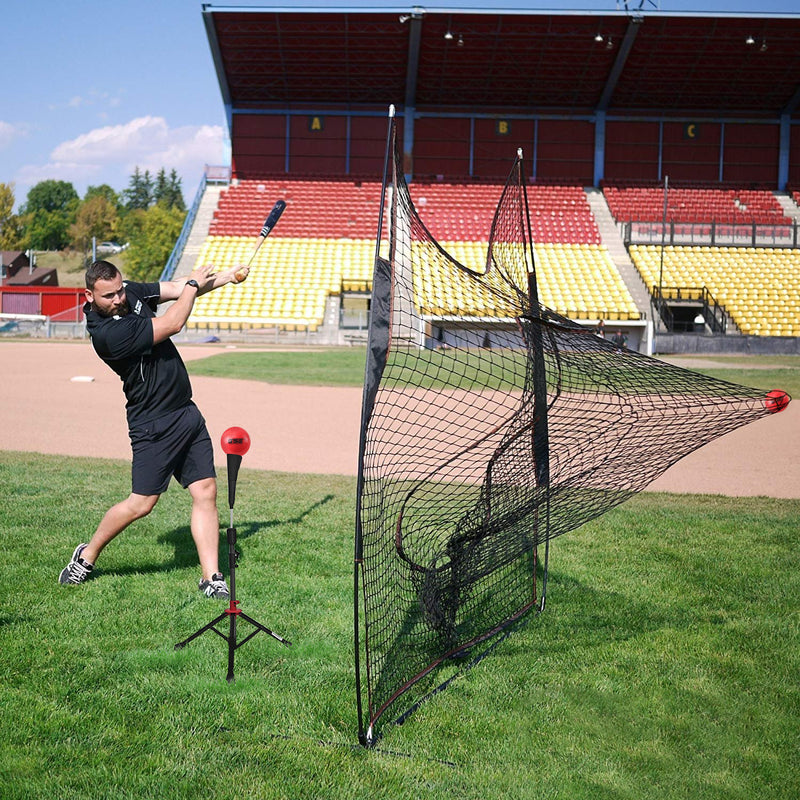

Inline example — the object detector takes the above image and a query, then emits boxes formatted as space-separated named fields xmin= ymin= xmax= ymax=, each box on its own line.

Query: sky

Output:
xmin=3 ymin=0 xmax=798 ymax=209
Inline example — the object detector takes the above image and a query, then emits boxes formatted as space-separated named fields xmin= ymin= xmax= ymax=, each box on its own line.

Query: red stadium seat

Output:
xmin=208 ymin=178 xmax=602 ymax=245
xmin=603 ymin=184 xmax=791 ymax=225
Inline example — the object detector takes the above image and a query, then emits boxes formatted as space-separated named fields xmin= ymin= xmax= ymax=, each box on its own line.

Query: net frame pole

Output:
xmin=354 ymin=104 xmax=395 ymax=748
xmin=519 ymin=148 xmax=552 ymax=613
xmin=539 ymin=501 xmax=550 ymax=613
xmin=657 ymin=174 xmax=669 ymax=331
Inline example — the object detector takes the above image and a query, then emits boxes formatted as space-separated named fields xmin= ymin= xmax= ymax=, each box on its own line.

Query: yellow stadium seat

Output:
xmin=628 ymin=245 xmax=800 ymax=336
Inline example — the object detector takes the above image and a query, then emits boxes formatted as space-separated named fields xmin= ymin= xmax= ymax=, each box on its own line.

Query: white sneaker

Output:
xmin=59 ymin=543 xmax=94 ymax=585
xmin=198 ymin=573 xmax=229 ymax=599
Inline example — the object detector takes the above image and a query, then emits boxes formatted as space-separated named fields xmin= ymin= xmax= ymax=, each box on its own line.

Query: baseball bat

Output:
xmin=247 ymin=199 xmax=286 ymax=266
xmin=233 ymin=199 xmax=287 ymax=283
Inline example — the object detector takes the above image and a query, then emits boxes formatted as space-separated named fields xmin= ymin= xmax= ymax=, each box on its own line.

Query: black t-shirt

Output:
xmin=84 ymin=281 xmax=192 ymax=428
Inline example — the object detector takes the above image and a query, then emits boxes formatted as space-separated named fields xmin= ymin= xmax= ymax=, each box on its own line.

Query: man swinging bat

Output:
xmin=59 ymin=258 xmax=249 ymax=597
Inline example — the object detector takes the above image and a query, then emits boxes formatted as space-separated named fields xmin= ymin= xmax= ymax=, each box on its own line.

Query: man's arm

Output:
xmin=152 ymin=263 xmax=250 ymax=345
xmin=151 ymin=264 xmax=236 ymax=344
xmin=151 ymin=283 xmax=198 ymax=345
xmin=158 ymin=263 xmax=249 ymax=302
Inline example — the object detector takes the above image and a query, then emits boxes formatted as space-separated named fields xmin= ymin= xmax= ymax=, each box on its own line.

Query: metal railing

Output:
xmin=650 ymin=285 xmax=727 ymax=334
xmin=159 ymin=173 xmax=208 ymax=282
xmin=623 ymin=220 xmax=799 ymax=248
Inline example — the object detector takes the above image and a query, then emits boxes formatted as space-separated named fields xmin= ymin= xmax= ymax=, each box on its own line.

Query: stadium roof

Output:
xmin=202 ymin=6 xmax=800 ymax=119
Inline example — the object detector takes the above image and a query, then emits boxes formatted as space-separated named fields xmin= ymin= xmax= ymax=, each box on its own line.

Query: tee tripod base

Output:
xmin=175 ymin=526 xmax=291 ymax=682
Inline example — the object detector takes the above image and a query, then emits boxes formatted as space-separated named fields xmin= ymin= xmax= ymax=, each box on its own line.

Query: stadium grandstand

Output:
xmin=152 ymin=5 xmax=800 ymax=355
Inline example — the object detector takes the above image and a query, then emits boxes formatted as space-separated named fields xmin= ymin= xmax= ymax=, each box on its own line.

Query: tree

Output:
xmin=166 ymin=169 xmax=186 ymax=211
xmin=21 ymin=179 xmax=79 ymax=215
xmin=84 ymin=184 xmax=121 ymax=210
xmin=123 ymin=167 xmax=154 ymax=211
xmin=69 ymin=195 xmax=120 ymax=256
xmin=0 ymin=182 xmax=23 ymax=249
xmin=154 ymin=168 xmax=169 ymax=206
xmin=118 ymin=207 xmax=146 ymax=248
xmin=23 ymin=209 xmax=72 ymax=250
xmin=153 ymin=168 xmax=185 ymax=211
xmin=123 ymin=203 xmax=186 ymax=282
xmin=19 ymin=179 xmax=79 ymax=251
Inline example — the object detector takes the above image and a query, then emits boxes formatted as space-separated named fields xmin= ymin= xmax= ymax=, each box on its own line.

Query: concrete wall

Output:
xmin=654 ymin=333 xmax=800 ymax=355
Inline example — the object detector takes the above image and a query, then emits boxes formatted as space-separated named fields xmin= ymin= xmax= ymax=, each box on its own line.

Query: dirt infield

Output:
xmin=1 ymin=340 xmax=797 ymax=498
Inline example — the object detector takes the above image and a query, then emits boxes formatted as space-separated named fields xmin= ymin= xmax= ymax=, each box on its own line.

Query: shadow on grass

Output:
xmin=371 ymin=567 xmax=696 ymax=740
xmin=236 ymin=494 xmax=336 ymax=540
xmin=99 ymin=494 xmax=336 ymax=577
xmin=518 ymin=569 xmax=697 ymax=648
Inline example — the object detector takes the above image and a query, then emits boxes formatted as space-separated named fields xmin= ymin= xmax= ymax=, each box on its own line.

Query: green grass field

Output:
xmin=2 ymin=350 xmax=798 ymax=797
xmin=187 ymin=349 xmax=800 ymax=398
xmin=2 ymin=449 xmax=798 ymax=799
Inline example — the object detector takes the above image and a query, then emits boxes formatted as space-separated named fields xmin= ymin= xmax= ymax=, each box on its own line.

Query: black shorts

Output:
xmin=129 ymin=403 xmax=216 ymax=496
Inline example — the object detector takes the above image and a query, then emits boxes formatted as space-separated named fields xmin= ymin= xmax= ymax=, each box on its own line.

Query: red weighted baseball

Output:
xmin=221 ymin=426 xmax=251 ymax=456
xmin=763 ymin=390 xmax=790 ymax=414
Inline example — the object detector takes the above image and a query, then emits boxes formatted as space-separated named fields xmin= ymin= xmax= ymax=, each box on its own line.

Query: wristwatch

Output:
xmin=185 ymin=279 xmax=199 ymax=290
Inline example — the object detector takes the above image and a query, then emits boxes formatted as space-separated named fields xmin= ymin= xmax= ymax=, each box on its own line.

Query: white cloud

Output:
xmin=48 ymin=89 xmax=124 ymax=113
xmin=17 ymin=116 xmax=225 ymax=195
xmin=53 ymin=116 xmax=171 ymax=164
xmin=138 ymin=123 xmax=226 ymax=176
xmin=0 ymin=120 xmax=28 ymax=150
xmin=17 ymin=160 xmax=103 ymax=186
xmin=52 ymin=116 xmax=225 ymax=176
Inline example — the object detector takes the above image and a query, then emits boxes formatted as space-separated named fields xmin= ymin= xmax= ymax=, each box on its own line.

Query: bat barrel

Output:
xmin=260 ymin=200 xmax=286 ymax=237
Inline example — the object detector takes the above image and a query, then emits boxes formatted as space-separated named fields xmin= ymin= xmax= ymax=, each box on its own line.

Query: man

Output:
xmin=594 ymin=319 xmax=605 ymax=338
xmin=59 ymin=259 xmax=249 ymax=598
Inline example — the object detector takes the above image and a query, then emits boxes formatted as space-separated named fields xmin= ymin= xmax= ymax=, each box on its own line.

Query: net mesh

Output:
xmin=354 ymin=121 xmax=789 ymax=740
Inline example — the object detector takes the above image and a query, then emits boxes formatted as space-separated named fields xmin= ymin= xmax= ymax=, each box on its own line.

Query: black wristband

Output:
xmin=185 ymin=279 xmax=199 ymax=290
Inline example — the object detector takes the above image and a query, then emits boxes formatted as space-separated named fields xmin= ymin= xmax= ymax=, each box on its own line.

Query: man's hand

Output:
xmin=186 ymin=264 xmax=215 ymax=290
xmin=166 ymin=263 xmax=248 ymax=301
xmin=231 ymin=265 xmax=250 ymax=284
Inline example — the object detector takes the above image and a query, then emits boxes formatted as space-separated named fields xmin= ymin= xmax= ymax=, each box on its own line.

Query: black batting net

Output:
xmin=353 ymin=118 xmax=790 ymax=745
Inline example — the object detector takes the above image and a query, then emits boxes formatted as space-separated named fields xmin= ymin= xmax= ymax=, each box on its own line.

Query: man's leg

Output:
xmin=187 ymin=477 xmax=220 ymax=581
xmin=60 ymin=493 xmax=159 ymax=584
xmin=82 ymin=493 xmax=160 ymax=565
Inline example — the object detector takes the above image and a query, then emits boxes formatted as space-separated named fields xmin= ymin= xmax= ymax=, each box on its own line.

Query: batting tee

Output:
xmin=353 ymin=115 xmax=790 ymax=746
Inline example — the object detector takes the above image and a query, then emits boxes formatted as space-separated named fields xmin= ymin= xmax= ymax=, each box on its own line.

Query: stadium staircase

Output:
xmin=320 ymin=294 xmax=346 ymax=345
xmin=173 ymin=183 xmax=226 ymax=278
xmin=774 ymin=191 xmax=800 ymax=225
xmin=584 ymin=188 xmax=652 ymax=318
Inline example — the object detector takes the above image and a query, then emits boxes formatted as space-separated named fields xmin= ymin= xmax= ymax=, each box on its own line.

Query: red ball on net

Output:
xmin=221 ymin=426 xmax=251 ymax=456
xmin=763 ymin=390 xmax=790 ymax=414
